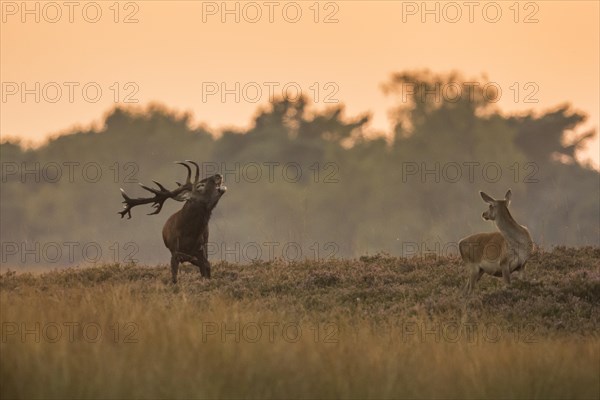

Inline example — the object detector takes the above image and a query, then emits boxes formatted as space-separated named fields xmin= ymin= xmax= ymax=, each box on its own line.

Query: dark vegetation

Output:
xmin=1 ymin=71 xmax=598 ymax=267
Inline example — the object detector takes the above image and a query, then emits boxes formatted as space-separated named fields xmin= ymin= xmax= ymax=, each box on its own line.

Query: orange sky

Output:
xmin=1 ymin=1 xmax=598 ymax=167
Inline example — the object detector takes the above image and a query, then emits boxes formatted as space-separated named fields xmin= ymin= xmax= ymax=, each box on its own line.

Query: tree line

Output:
xmin=2 ymin=70 xmax=598 ymax=266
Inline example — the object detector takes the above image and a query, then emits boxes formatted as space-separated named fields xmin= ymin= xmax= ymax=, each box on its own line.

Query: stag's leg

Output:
xmin=198 ymin=254 xmax=211 ymax=279
xmin=202 ymin=231 xmax=210 ymax=278
xmin=202 ymin=260 xmax=211 ymax=279
xmin=195 ymin=259 xmax=211 ymax=278
xmin=170 ymin=256 xmax=179 ymax=284
xmin=196 ymin=232 xmax=211 ymax=278
xmin=189 ymin=251 xmax=211 ymax=279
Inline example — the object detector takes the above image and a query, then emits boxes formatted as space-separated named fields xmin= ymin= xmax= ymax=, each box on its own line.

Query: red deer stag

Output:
xmin=118 ymin=161 xmax=227 ymax=283
xmin=459 ymin=190 xmax=533 ymax=294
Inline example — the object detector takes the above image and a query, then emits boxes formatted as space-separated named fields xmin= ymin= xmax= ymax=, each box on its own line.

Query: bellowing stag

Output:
xmin=118 ymin=161 xmax=227 ymax=283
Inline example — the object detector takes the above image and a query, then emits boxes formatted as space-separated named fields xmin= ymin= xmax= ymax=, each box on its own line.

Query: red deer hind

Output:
xmin=459 ymin=190 xmax=533 ymax=294
xmin=118 ymin=161 xmax=227 ymax=283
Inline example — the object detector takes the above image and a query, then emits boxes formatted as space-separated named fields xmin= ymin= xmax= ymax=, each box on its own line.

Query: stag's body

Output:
xmin=162 ymin=206 xmax=210 ymax=265
xmin=459 ymin=190 xmax=533 ymax=294
xmin=119 ymin=161 xmax=226 ymax=283
xmin=163 ymin=176 xmax=224 ymax=281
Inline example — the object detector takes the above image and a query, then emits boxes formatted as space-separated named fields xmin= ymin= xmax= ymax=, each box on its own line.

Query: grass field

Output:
xmin=1 ymin=246 xmax=599 ymax=399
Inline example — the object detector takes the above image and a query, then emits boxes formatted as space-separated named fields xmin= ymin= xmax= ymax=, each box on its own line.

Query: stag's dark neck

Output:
xmin=179 ymin=203 xmax=212 ymax=233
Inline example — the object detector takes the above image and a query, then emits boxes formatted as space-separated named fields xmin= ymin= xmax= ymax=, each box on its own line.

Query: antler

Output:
xmin=118 ymin=161 xmax=200 ymax=219
xmin=185 ymin=160 xmax=201 ymax=192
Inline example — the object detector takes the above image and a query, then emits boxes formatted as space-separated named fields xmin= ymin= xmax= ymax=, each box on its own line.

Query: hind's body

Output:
xmin=460 ymin=190 xmax=533 ymax=294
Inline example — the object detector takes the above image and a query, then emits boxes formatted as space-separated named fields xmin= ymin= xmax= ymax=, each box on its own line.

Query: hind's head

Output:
xmin=480 ymin=189 xmax=511 ymax=221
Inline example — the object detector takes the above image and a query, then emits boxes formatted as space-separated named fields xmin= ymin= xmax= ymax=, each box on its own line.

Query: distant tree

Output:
xmin=508 ymin=105 xmax=595 ymax=165
xmin=0 ymin=72 xmax=597 ymax=268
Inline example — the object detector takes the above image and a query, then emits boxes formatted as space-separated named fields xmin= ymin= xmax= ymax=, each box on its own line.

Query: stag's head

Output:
xmin=118 ymin=160 xmax=227 ymax=219
xmin=182 ymin=171 xmax=227 ymax=212
xmin=480 ymin=189 xmax=511 ymax=221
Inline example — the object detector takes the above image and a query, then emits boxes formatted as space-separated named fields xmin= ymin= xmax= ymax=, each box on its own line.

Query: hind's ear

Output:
xmin=505 ymin=189 xmax=512 ymax=205
xmin=480 ymin=191 xmax=494 ymax=204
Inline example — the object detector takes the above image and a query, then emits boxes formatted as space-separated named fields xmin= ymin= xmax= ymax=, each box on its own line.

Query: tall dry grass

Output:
xmin=1 ymin=247 xmax=599 ymax=399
